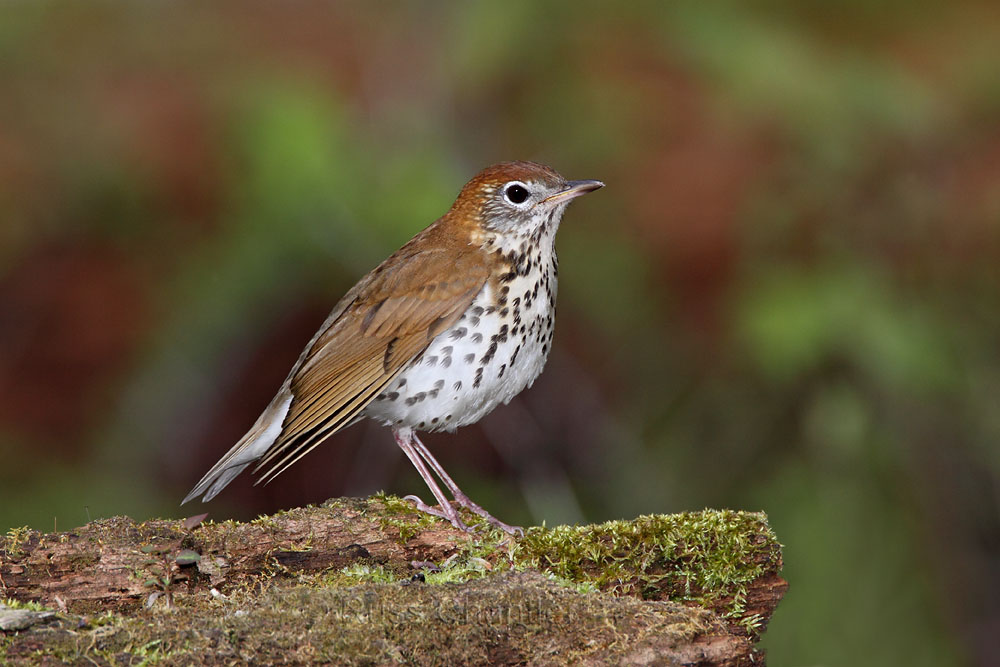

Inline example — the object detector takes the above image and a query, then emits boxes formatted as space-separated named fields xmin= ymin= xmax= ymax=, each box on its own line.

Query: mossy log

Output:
xmin=1 ymin=495 xmax=786 ymax=665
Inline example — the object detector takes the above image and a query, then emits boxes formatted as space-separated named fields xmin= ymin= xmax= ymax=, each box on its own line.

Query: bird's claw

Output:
xmin=402 ymin=494 xmax=523 ymax=536
xmin=402 ymin=494 xmax=470 ymax=532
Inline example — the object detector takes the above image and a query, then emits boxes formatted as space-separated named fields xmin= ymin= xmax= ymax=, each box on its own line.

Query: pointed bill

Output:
xmin=542 ymin=179 xmax=605 ymax=205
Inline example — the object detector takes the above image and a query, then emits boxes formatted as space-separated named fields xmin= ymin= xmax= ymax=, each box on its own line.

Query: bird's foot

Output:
xmin=402 ymin=494 xmax=470 ymax=532
xmin=449 ymin=490 xmax=524 ymax=536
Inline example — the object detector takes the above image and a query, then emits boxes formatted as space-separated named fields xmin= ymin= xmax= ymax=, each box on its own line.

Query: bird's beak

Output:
xmin=543 ymin=179 xmax=605 ymax=205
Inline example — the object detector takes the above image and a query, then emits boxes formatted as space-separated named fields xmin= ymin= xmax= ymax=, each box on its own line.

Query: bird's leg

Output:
xmin=410 ymin=432 xmax=524 ymax=536
xmin=392 ymin=428 xmax=469 ymax=532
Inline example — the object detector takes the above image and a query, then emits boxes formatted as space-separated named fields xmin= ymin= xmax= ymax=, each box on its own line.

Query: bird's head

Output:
xmin=451 ymin=161 xmax=603 ymax=241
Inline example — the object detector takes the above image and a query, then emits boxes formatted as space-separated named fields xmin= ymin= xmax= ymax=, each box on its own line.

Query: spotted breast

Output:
xmin=364 ymin=233 xmax=558 ymax=432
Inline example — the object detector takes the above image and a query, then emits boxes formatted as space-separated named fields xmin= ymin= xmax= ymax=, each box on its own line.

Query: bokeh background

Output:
xmin=2 ymin=2 xmax=998 ymax=664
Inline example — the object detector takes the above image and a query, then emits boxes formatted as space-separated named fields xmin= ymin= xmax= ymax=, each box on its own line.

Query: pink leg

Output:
xmin=409 ymin=432 xmax=523 ymax=536
xmin=392 ymin=428 xmax=469 ymax=532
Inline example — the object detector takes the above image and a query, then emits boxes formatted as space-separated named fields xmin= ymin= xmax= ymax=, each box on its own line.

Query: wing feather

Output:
xmin=182 ymin=235 xmax=492 ymax=503
xmin=249 ymin=245 xmax=489 ymax=484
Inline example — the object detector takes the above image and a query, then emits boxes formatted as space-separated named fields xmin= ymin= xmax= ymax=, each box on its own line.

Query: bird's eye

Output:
xmin=503 ymin=183 xmax=530 ymax=205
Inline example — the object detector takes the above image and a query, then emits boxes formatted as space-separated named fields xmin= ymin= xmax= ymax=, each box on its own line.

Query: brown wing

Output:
xmin=252 ymin=244 xmax=490 ymax=484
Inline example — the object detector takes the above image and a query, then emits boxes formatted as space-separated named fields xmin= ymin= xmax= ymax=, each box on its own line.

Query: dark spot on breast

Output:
xmin=474 ymin=367 xmax=484 ymax=388
xmin=471 ymin=333 xmax=483 ymax=343
xmin=481 ymin=340 xmax=498 ymax=365
xmin=453 ymin=381 xmax=462 ymax=391
xmin=425 ymin=356 xmax=438 ymax=366
xmin=405 ymin=392 xmax=428 ymax=406
xmin=450 ymin=327 xmax=467 ymax=340
xmin=464 ymin=353 xmax=475 ymax=364
xmin=498 ymin=364 xmax=506 ymax=378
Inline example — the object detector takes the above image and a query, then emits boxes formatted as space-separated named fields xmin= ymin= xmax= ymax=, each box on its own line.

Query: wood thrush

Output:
xmin=182 ymin=161 xmax=603 ymax=534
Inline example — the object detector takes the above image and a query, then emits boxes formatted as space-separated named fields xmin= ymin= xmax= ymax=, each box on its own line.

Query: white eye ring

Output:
xmin=502 ymin=182 xmax=531 ymax=206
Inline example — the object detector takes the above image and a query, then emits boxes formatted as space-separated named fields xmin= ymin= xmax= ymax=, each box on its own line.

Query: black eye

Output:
xmin=504 ymin=184 xmax=530 ymax=204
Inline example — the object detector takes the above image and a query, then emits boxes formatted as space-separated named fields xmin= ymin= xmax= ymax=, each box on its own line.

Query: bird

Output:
xmin=182 ymin=161 xmax=603 ymax=534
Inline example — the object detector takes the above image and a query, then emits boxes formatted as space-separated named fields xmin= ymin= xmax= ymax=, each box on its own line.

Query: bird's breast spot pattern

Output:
xmin=365 ymin=270 xmax=555 ymax=433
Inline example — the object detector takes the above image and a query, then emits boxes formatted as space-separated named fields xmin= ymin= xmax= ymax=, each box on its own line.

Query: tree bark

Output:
xmin=1 ymin=496 xmax=786 ymax=666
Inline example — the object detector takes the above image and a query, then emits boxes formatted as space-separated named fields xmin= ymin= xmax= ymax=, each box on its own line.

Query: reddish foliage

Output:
xmin=0 ymin=245 xmax=148 ymax=448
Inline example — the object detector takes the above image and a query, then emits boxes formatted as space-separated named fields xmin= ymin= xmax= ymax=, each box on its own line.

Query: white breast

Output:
xmin=364 ymin=264 xmax=557 ymax=433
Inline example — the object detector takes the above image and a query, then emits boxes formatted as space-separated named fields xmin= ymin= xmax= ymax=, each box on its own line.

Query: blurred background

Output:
xmin=1 ymin=1 xmax=998 ymax=664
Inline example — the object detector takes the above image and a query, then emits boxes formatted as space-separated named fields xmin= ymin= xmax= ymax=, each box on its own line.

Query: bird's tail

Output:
xmin=181 ymin=391 xmax=294 ymax=504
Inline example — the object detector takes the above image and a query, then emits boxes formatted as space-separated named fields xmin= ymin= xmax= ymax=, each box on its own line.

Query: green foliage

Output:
xmin=738 ymin=266 xmax=958 ymax=391
xmin=515 ymin=510 xmax=778 ymax=619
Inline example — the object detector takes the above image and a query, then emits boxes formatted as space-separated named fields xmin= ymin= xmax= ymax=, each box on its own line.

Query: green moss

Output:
xmin=316 ymin=500 xmax=778 ymax=624
xmin=324 ymin=497 xmax=779 ymax=621
xmin=1 ymin=598 xmax=47 ymax=612
xmin=2 ymin=499 xmax=781 ymax=664
xmin=6 ymin=573 xmax=713 ymax=665
xmin=512 ymin=510 xmax=780 ymax=616
xmin=3 ymin=526 xmax=33 ymax=558
xmin=370 ymin=491 xmax=443 ymax=541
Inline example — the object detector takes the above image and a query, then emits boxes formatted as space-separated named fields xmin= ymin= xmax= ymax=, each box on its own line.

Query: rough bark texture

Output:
xmin=1 ymin=496 xmax=786 ymax=666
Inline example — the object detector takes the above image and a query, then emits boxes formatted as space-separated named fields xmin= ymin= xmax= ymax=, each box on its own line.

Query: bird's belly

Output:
xmin=364 ymin=277 xmax=556 ymax=432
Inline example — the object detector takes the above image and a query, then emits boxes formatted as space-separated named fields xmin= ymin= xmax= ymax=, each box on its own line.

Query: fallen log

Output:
xmin=1 ymin=495 xmax=786 ymax=665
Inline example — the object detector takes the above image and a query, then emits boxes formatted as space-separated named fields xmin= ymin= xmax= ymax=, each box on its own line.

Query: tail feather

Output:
xmin=181 ymin=391 xmax=293 ymax=504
